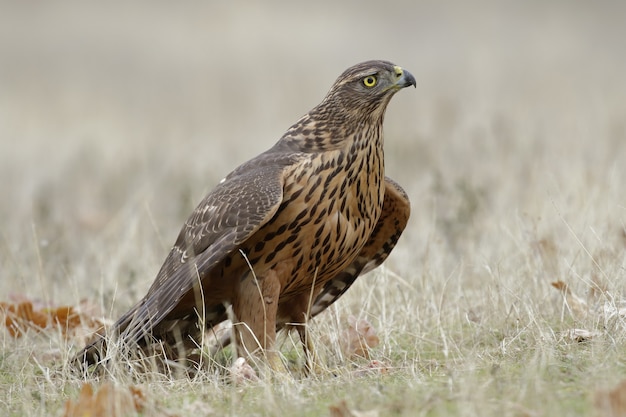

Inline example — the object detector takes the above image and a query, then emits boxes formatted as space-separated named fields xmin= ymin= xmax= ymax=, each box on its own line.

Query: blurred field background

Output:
xmin=1 ymin=1 xmax=625 ymax=416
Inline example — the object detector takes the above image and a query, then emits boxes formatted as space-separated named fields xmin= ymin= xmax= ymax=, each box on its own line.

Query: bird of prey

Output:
xmin=76 ymin=60 xmax=414 ymax=373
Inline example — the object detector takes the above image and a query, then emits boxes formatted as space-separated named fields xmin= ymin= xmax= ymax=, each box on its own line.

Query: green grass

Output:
xmin=2 ymin=1 xmax=626 ymax=416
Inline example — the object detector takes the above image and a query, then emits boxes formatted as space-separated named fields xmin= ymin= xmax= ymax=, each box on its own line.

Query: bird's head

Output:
xmin=320 ymin=60 xmax=416 ymax=122
xmin=277 ymin=60 xmax=415 ymax=152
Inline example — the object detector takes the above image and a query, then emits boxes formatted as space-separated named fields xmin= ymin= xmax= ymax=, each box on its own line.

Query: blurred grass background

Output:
xmin=2 ymin=0 xmax=623 ymax=302
xmin=1 ymin=1 xmax=625 ymax=415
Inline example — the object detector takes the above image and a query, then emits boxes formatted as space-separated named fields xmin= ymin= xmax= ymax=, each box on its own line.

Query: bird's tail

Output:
xmin=71 ymin=307 xmax=136 ymax=373
xmin=72 ymin=328 xmax=110 ymax=373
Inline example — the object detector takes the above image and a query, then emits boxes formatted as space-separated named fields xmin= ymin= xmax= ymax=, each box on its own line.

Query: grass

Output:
xmin=2 ymin=1 xmax=626 ymax=416
xmin=2 ymin=311 xmax=625 ymax=416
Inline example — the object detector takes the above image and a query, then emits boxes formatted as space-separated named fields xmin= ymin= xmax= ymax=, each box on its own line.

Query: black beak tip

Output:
xmin=406 ymin=71 xmax=416 ymax=88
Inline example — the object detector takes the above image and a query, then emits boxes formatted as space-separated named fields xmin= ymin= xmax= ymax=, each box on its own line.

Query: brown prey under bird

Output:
xmin=76 ymin=60 xmax=414 ymax=375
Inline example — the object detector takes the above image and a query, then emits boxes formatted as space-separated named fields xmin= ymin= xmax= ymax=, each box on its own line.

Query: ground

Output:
xmin=1 ymin=1 xmax=625 ymax=416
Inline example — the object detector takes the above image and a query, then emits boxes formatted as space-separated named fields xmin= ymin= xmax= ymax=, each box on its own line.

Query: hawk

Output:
xmin=76 ymin=60 xmax=414 ymax=373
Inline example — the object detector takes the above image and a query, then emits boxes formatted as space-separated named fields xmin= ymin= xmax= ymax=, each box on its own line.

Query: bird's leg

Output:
xmin=232 ymin=269 xmax=287 ymax=376
xmin=286 ymin=288 xmax=324 ymax=376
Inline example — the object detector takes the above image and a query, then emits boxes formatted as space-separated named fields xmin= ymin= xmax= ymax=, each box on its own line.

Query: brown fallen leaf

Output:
xmin=595 ymin=379 xmax=626 ymax=417
xmin=0 ymin=298 xmax=104 ymax=338
xmin=551 ymin=280 xmax=588 ymax=318
xmin=341 ymin=316 xmax=380 ymax=359
xmin=329 ymin=400 xmax=379 ymax=417
xmin=1 ymin=301 xmax=48 ymax=336
xmin=62 ymin=383 xmax=146 ymax=417
xmin=330 ymin=400 xmax=355 ymax=417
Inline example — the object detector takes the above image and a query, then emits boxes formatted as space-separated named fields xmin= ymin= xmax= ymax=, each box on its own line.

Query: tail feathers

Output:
xmin=72 ymin=309 xmax=134 ymax=372
xmin=72 ymin=331 xmax=110 ymax=373
xmin=71 ymin=302 xmax=229 ymax=373
xmin=72 ymin=326 xmax=153 ymax=374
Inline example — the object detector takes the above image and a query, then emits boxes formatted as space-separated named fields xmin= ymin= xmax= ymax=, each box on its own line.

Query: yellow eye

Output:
xmin=363 ymin=75 xmax=377 ymax=88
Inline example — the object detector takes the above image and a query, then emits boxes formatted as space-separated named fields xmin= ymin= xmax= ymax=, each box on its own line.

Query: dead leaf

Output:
xmin=1 ymin=301 xmax=48 ymax=336
xmin=595 ymin=380 xmax=626 ymax=417
xmin=62 ymin=383 xmax=145 ymax=417
xmin=567 ymin=328 xmax=600 ymax=342
xmin=230 ymin=357 xmax=259 ymax=384
xmin=330 ymin=400 xmax=354 ymax=417
xmin=341 ymin=316 xmax=380 ymax=359
xmin=550 ymin=281 xmax=568 ymax=292
xmin=0 ymin=298 xmax=104 ymax=338
xmin=550 ymin=280 xmax=588 ymax=318
xmin=351 ymin=360 xmax=390 ymax=377
xmin=329 ymin=400 xmax=378 ymax=417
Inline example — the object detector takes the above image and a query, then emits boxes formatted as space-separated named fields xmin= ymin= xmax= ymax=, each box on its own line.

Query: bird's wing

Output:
xmin=117 ymin=158 xmax=296 ymax=347
xmin=309 ymin=177 xmax=410 ymax=318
